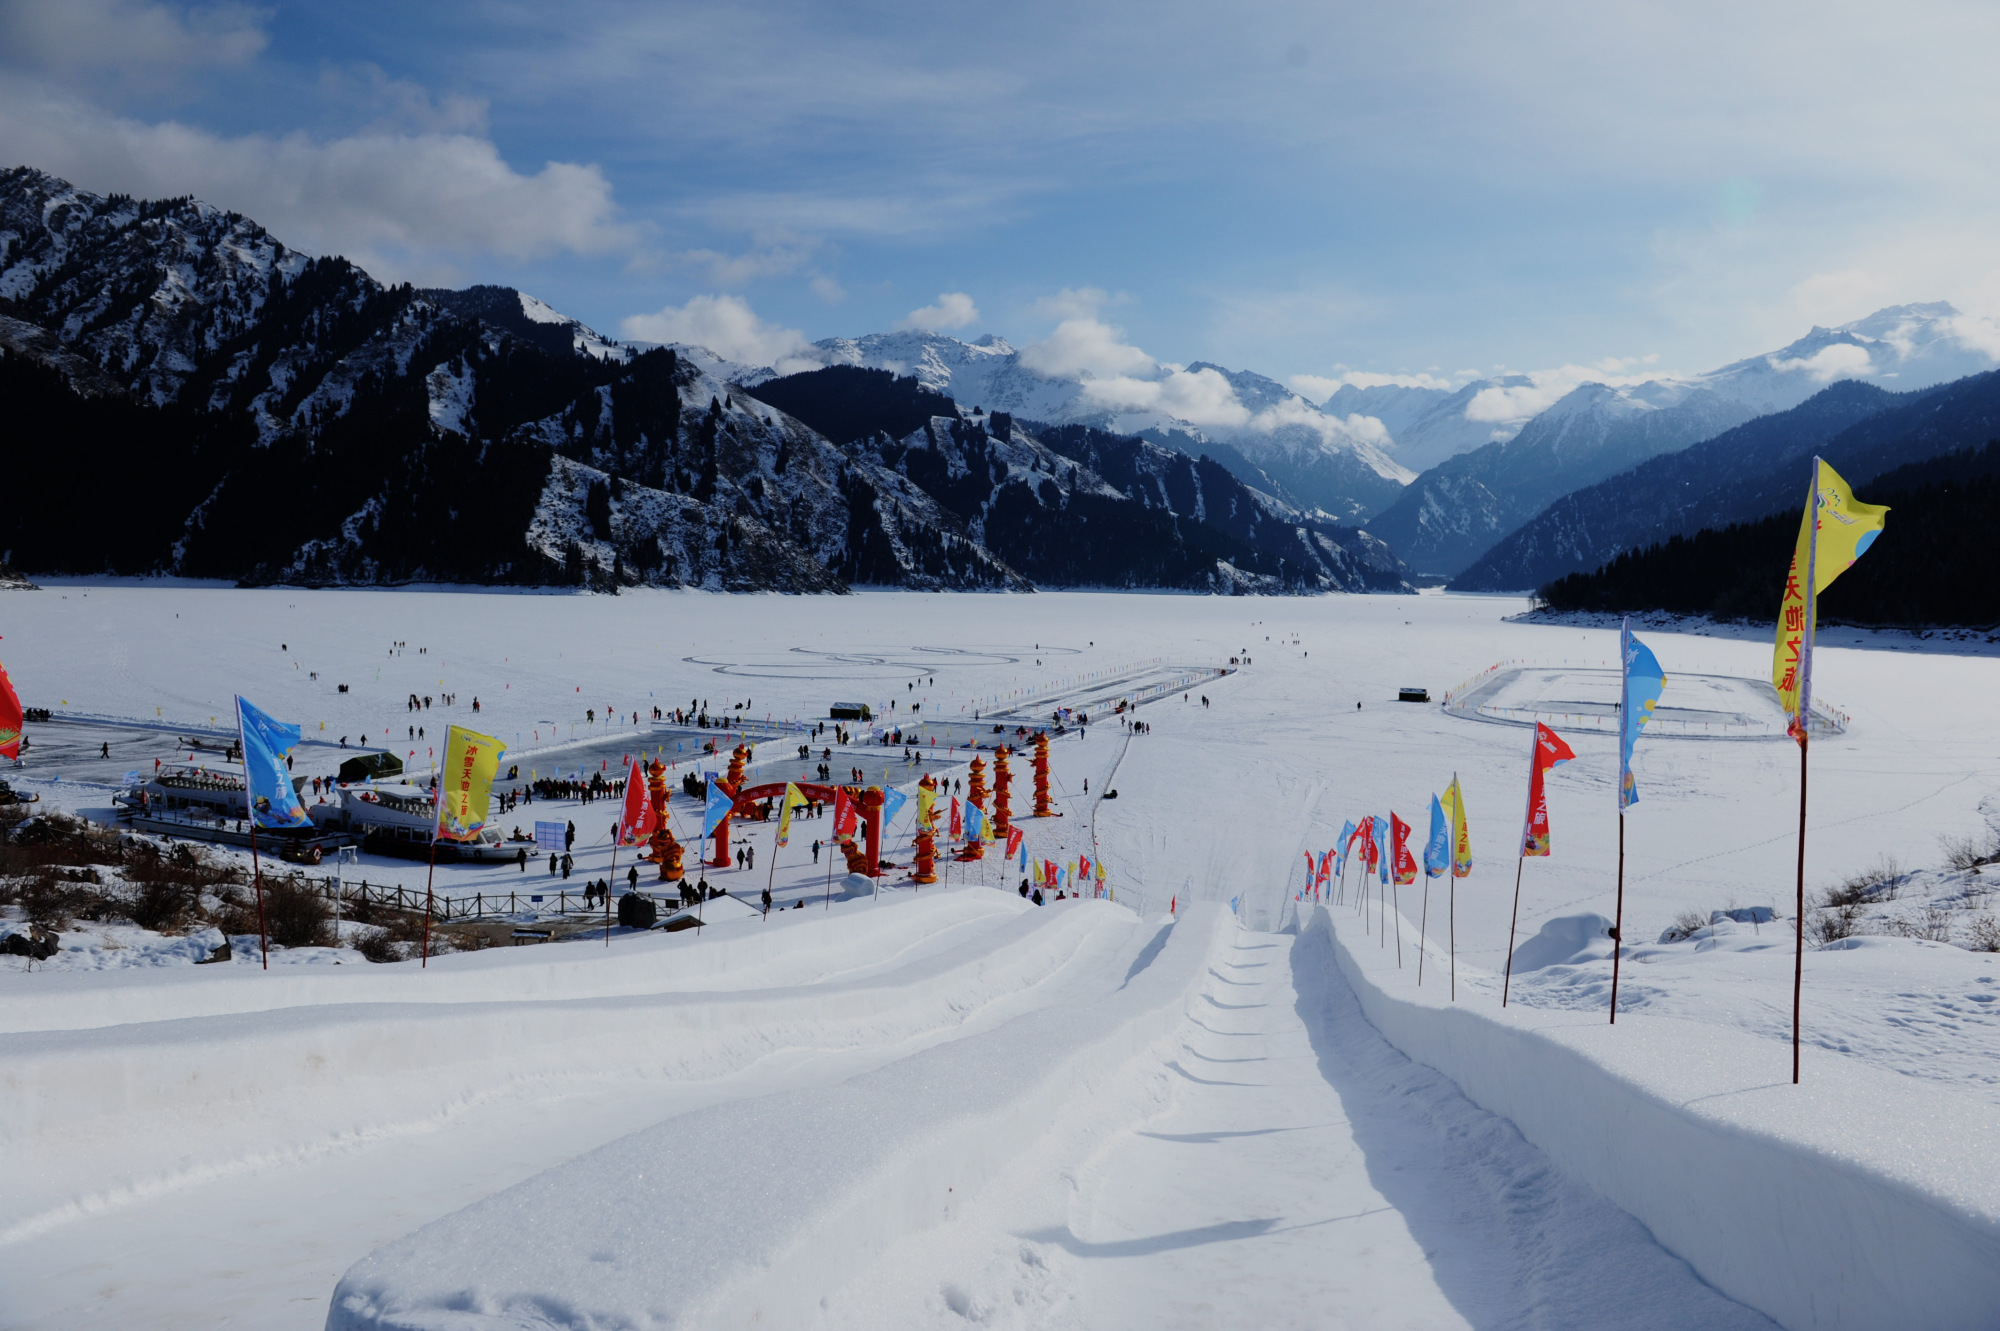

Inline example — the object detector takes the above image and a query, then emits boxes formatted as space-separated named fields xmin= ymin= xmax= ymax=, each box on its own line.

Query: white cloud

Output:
xmin=1463 ymin=357 xmax=1666 ymax=423
xmin=675 ymin=241 xmax=816 ymax=285
xmin=897 ymin=291 xmax=979 ymax=331
xmin=1767 ymin=342 xmax=1875 ymax=382
xmin=620 ymin=294 xmax=817 ymax=373
xmin=0 ymin=0 xmax=265 ymax=84
xmin=0 ymin=75 xmax=638 ymax=280
xmin=809 ymin=274 xmax=847 ymax=303
xmin=1078 ymin=366 xmax=1251 ymax=428
xmin=1019 ymin=315 xmax=1157 ymax=380
xmin=1032 ymin=286 xmax=1118 ymax=320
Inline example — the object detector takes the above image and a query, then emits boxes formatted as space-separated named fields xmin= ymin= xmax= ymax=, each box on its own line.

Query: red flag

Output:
xmin=1358 ymin=818 xmax=1379 ymax=869
xmin=1169 ymin=895 xmax=1176 ymax=913
xmin=1045 ymin=859 xmax=1058 ymax=886
xmin=1079 ymin=854 xmax=1091 ymax=881
xmin=619 ymin=759 xmax=655 ymax=844
xmin=0 ymin=652 xmax=20 ymax=762
xmin=1521 ymin=722 xmax=1577 ymax=857
xmin=834 ymin=786 xmax=857 ymax=838
xmin=950 ymin=797 xmax=962 ymax=837
xmin=1391 ymin=812 xmax=1418 ymax=885
xmin=1317 ymin=850 xmax=1333 ymax=886
xmin=1006 ymin=825 xmax=1024 ymax=859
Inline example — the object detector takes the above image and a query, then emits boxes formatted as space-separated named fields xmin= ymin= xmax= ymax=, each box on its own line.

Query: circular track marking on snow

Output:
xmin=681 ymin=645 xmax=1082 ymax=680
xmin=1442 ymin=665 xmax=1845 ymax=740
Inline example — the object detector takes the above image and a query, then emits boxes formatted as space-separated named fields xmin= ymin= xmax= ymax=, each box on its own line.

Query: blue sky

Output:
xmin=4 ymin=0 xmax=1998 ymax=393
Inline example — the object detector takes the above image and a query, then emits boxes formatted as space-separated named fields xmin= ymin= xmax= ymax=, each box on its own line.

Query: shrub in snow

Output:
xmin=1659 ymin=909 xmax=1709 ymax=944
xmin=1968 ymin=914 xmax=2000 ymax=952
xmin=1824 ymin=856 xmax=1904 ymax=907
xmin=1940 ymin=830 xmax=2000 ymax=872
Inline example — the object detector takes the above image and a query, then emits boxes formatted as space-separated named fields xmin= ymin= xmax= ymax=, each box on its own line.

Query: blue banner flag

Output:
xmin=1619 ymin=620 xmax=1667 ymax=811
xmin=1374 ymin=815 xmax=1391 ymax=883
xmin=1424 ymin=794 xmax=1450 ymax=878
xmin=881 ymin=787 xmax=908 ymax=825
xmin=966 ymin=801 xmax=987 ymax=841
xmin=1335 ymin=819 xmax=1356 ymax=879
xmin=234 ymin=696 xmax=309 ymax=829
xmin=704 ymin=780 xmax=735 ymax=837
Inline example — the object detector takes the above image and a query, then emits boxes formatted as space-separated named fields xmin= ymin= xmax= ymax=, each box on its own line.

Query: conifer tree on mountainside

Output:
xmin=1536 ymin=441 xmax=2000 ymax=627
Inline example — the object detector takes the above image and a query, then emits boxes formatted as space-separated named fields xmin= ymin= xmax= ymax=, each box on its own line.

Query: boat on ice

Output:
xmin=309 ymin=783 xmax=516 ymax=864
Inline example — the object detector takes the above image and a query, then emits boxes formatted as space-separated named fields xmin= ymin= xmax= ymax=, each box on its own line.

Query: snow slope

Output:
xmin=5 ymin=585 xmax=2000 ymax=1327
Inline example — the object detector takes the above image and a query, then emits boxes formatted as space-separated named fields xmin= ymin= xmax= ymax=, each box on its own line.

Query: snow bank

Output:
xmin=0 ymin=892 xmax=1112 ymax=1246
xmin=0 ymin=885 xmax=1022 ymax=1034
xmin=325 ymin=904 xmax=1232 ymax=1330
xmin=1308 ymin=905 xmax=2000 ymax=1331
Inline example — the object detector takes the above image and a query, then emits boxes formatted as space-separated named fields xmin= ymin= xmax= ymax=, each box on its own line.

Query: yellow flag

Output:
xmin=436 ymin=724 xmax=506 ymax=843
xmin=1442 ymin=774 xmax=1472 ymax=878
xmin=776 ymin=782 xmax=808 ymax=847
xmin=1773 ymin=459 xmax=1888 ymax=728
xmin=917 ymin=783 xmax=936 ymax=827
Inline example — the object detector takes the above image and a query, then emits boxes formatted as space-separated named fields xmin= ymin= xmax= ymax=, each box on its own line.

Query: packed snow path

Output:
xmin=813 ymin=925 xmax=1773 ymax=1330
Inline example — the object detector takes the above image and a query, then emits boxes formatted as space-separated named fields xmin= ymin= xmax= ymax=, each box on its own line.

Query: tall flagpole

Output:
xmin=234 ymin=697 xmax=268 ymax=970
xmin=1449 ymin=776 xmax=1460 ymax=1002
xmin=1610 ymin=621 xmax=1630 ymax=1024
xmin=1609 ymin=807 xmax=1625 ymax=1022
xmin=1793 ymin=458 xmax=1822 ymax=1085
xmin=1417 ymin=864 xmax=1431 ymax=986
xmin=1504 ymin=726 xmax=1536 ymax=1008
xmin=1503 ymin=856 xmax=1525 ymax=1007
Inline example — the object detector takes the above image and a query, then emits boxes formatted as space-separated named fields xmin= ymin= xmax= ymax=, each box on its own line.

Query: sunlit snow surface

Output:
xmin=2 ymin=584 xmax=1997 ymax=1327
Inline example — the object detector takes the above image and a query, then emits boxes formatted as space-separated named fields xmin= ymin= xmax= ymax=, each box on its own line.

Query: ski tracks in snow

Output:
xmin=826 ymin=923 xmax=1774 ymax=1330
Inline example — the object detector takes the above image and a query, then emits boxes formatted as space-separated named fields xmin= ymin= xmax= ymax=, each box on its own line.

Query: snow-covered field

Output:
xmin=3 ymin=583 xmax=1998 ymax=1328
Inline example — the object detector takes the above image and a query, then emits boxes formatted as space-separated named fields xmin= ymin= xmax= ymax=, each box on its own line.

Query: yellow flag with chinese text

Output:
xmin=436 ymin=724 xmax=506 ymax=843
xmin=1773 ymin=459 xmax=1887 ymax=734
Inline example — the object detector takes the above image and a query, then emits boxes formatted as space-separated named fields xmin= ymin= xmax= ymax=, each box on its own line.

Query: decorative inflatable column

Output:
xmin=992 ymin=747 xmax=1012 ymax=837
xmin=1032 ymin=732 xmax=1055 ymax=817
xmin=708 ymin=744 xmax=752 ymax=868
xmin=959 ymin=757 xmax=987 ymax=860
xmin=912 ymin=773 xmax=938 ymax=884
xmin=862 ymin=786 xmax=884 ymax=876
xmin=644 ymin=760 xmax=685 ymax=882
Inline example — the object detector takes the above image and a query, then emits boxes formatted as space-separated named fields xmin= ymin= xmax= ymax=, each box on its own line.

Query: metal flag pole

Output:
xmin=1793 ymin=458 xmax=1823 ymax=1085
xmin=1504 ymin=727 xmax=1537 ymax=1008
xmin=233 ymin=697 xmax=269 ymax=970
xmin=1610 ymin=621 xmax=1631 ymax=1024
xmin=1417 ymin=867 xmax=1431 ymax=986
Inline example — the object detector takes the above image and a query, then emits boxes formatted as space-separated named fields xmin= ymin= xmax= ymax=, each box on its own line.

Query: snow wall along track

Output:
xmin=1310 ymin=903 xmax=2000 ymax=1331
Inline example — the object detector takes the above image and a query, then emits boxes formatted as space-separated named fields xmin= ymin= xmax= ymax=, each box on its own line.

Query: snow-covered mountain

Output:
xmin=810 ymin=331 xmax=1411 ymax=522
xmin=0 ymin=167 xmax=1403 ymax=595
xmin=1364 ymin=384 xmax=1759 ymax=577
xmin=1354 ymin=303 xmax=2000 ymax=577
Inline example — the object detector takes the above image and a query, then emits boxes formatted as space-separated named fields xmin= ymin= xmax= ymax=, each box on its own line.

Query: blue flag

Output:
xmin=1424 ymin=794 xmax=1450 ymax=877
xmin=966 ymin=801 xmax=987 ymax=841
xmin=1619 ymin=620 xmax=1667 ymax=811
xmin=881 ymin=787 xmax=908 ymax=825
xmin=704 ymin=779 xmax=735 ymax=837
xmin=1374 ymin=815 xmax=1391 ymax=883
xmin=1019 ymin=844 xmax=1028 ymax=871
xmin=235 ymin=696 xmax=310 ymax=829
xmin=1334 ymin=819 xmax=1356 ymax=879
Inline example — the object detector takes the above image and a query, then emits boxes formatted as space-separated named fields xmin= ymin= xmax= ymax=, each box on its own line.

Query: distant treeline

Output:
xmin=1537 ymin=442 xmax=2000 ymax=628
